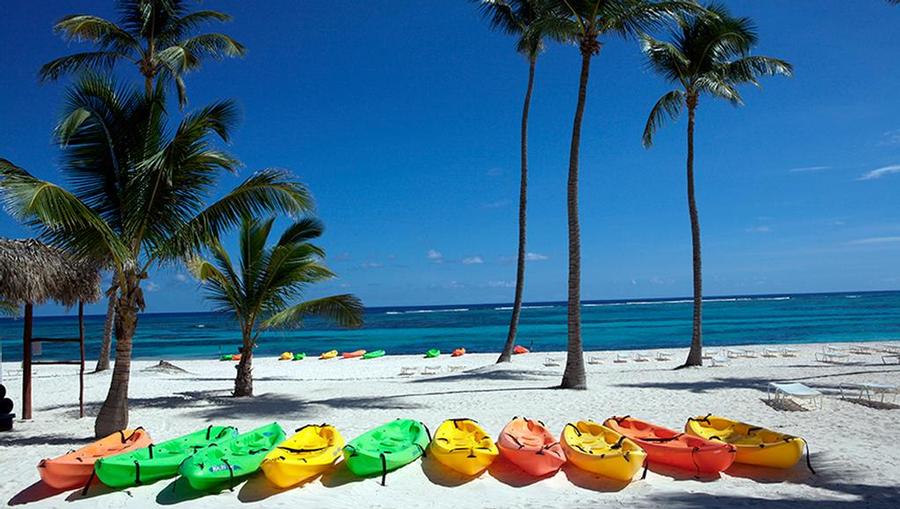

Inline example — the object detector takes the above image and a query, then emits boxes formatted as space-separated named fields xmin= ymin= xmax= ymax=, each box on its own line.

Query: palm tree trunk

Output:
xmin=233 ymin=331 xmax=254 ymax=397
xmin=682 ymin=97 xmax=703 ymax=367
xmin=560 ymin=50 xmax=592 ymax=390
xmin=94 ymin=283 xmax=137 ymax=437
xmin=94 ymin=295 xmax=115 ymax=372
xmin=498 ymin=57 xmax=536 ymax=364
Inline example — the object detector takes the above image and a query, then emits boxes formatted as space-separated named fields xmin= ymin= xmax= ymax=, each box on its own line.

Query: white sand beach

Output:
xmin=1 ymin=341 xmax=899 ymax=508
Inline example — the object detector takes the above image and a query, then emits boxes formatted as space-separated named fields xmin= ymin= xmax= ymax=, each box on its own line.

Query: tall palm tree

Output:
xmin=475 ymin=0 xmax=559 ymax=364
xmin=191 ymin=217 xmax=363 ymax=397
xmin=0 ymin=74 xmax=311 ymax=436
xmin=641 ymin=3 xmax=791 ymax=367
xmin=40 ymin=0 xmax=245 ymax=107
xmin=542 ymin=0 xmax=701 ymax=389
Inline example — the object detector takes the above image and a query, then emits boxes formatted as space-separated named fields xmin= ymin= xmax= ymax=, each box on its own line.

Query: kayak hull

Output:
xmin=261 ymin=424 xmax=344 ymax=488
xmin=560 ymin=421 xmax=645 ymax=482
xmin=430 ymin=419 xmax=498 ymax=476
xmin=497 ymin=417 xmax=565 ymax=477
xmin=362 ymin=350 xmax=386 ymax=359
xmin=343 ymin=419 xmax=429 ymax=478
xmin=342 ymin=350 xmax=366 ymax=359
xmin=320 ymin=350 xmax=338 ymax=360
xmin=685 ymin=415 xmax=805 ymax=469
xmin=605 ymin=417 xmax=735 ymax=474
xmin=38 ymin=429 xmax=152 ymax=490
xmin=178 ymin=423 xmax=285 ymax=491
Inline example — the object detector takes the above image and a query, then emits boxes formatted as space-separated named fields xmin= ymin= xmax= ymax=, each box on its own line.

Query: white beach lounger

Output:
xmin=740 ymin=348 xmax=758 ymax=358
xmin=587 ymin=355 xmax=604 ymax=365
xmin=420 ymin=366 xmax=441 ymax=376
xmin=850 ymin=344 xmax=875 ymax=355
xmin=883 ymin=354 xmax=900 ymax=365
xmin=614 ymin=353 xmax=629 ymax=363
xmin=840 ymin=383 xmax=899 ymax=404
xmin=826 ymin=344 xmax=850 ymax=353
xmin=702 ymin=349 xmax=718 ymax=360
xmin=768 ymin=382 xmax=824 ymax=410
xmin=880 ymin=344 xmax=900 ymax=354
xmin=399 ymin=367 xmax=417 ymax=376
xmin=763 ymin=348 xmax=780 ymax=358
xmin=815 ymin=349 xmax=851 ymax=364
xmin=726 ymin=349 xmax=744 ymax=359
xmin=448 ymin=365 xmax=465 ymax=373
xmin=710 ymin=353 xmax=731 ymax=367
xmin=543 ymin=357 xmax=562 ymax=367
xmin=633 ymin=352 xmax=651 ymax=362
xmin=655 ymin=351 xmax=672 ymax=361
xmin=781 ymin=347 xmax=799 ymax=357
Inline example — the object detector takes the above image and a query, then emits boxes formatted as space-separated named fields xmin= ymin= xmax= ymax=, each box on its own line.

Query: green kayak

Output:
xmin=94 ymin=425 xmax=237 ymax=488
xmin=343 ymin=419 xmax=430 ymax=484
xmin=293 ymin=352 xmax=306 ymax=360
xmin=362 ymin=350 xmax=386 ymax=359
xmin=219 ymin=354 xmax=232 ymax=361
xmin=425 ymin=348 xmax=440 ymax=358
xmin=178 ymin=422 xmax=285 ymax=491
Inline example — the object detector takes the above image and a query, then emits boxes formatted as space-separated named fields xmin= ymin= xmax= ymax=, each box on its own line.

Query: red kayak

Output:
xmin=513 ymin=345 xmax=529 ymax=355
xmin=497 ymin=417 xmax=566 ymax=477
xmin=604 ymin=416 xmax=735 ymax=475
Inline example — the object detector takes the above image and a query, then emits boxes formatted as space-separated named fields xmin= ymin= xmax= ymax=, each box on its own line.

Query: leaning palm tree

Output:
xmin=475 ymin=0 xmax=560 ymax=364
xmin=0 ymin=74 xmax=311 ymax=436
xmin=641 ymin=3 xmax=791 ymax=367
xmin=191 ymin=216 xmax=363 ymax=397
xmin=40 ymin=0 xmax=245 ymax=107
xmin=542 ymin=0 xmax=701 ymax=389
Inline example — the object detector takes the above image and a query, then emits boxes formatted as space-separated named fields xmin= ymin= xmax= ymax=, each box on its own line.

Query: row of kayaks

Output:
xmin=219 ymin=346 xmax=499 ymax=362
xmin=37 ymin=414 xmax=809 ymax=493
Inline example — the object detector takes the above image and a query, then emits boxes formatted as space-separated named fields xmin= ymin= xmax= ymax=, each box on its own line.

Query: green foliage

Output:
xmin=189 ymin=216 xmax=363 ymax=343
xmin=40 ymin=0 xmax=246 ymax=107
xmin=641 ymin=2 xmax=793 ymax=146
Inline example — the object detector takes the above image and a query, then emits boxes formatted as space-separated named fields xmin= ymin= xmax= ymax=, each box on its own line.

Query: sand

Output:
xmin=1 ymin=341 xmax=899 ymax=508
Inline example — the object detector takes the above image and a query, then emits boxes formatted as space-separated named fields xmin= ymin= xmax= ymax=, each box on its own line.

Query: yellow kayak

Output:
xmin=430 ymin=418 xmax=499 ymax=476
xmin=319 ymin=350 xmax=338 ymax=360
xmin=261 ymin=424 xmax=344 ymax=488
xmin=685 ymin=415 xmax=807 ymax=469
xmin=278 ymin=351 xmax=293 ymax=360
xmin=561 ymin=421 xmax=647 ymax=482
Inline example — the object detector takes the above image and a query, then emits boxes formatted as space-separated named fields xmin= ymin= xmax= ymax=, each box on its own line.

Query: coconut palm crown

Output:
xmin=40 ymin=0 xmax=246 ymax=107
xmin=0 ymin=74 xmax=311 ymax=436
xmin=191 ymin=216 xmax=364 ymax=397
xmin=641 ymin=3 xmax=792 ymax=367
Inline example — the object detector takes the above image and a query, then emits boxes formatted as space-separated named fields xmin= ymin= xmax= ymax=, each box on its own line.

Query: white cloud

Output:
xmin=445 ymin=280 xmax=464 ymax=289
xmin=745 ymin=226 xmax=772 ymax=233
xmin=879 ymin=129 xmax=900 ymax=146
xmin=360 ymin=261 xmax=383 ymax=269
xmin=486 ymin=280 xmax=514 ymax=288
xmin=857 ymin=164 xmax=900 ymax=181
xmin=145 ymin=281 xmax=159 ymax=292
xmin=175 ymin=273 xmax=188 ymax=283
xmin=427 ymin=249 xmax=443 ymax=263
xmin=848 ymin=236 xmax=900 ymax=245
xmin=462 ymin=256 xmax=484 ymax=265
xmin=482 ymin=199 xmax=510 ymax=209
xmin=525 ymin=252 xmax=548 ymax=261
xmin=788 ymin=165 xmax=830 ymax=173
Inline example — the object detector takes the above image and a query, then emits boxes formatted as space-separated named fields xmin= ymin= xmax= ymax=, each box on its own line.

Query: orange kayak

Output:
xmin=231 ymin=354 xmax=241 ymax=361
xmin=604 ymin=416 xmax=735 ymax=475
xmin=497 ymin=417 xmax=565 ymax=477
xmin=513 ymin=345 xmax=529 ymax=355
xmin=342 ymin=349 xmax=366 ymax=359
xmin=451 ymin=348 xmax=466 ymax=357
xmin=38 ymin=428 xmax=152 ymax=489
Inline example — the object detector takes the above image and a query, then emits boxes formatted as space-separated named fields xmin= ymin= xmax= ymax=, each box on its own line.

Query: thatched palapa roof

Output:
xmin=0 ymin=238 xmax=101 ymax=307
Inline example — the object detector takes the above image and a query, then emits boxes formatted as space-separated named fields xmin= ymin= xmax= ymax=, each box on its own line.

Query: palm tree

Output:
xmin=641 ymin=3 xmax=791 ymax=367
xmin=542 ymin=0 xmax=701 ymax=389
xmin=475 ymin=1 xmax=559 ymax=364
xmin=0 ymin=74 xmax=311 ymax=436
xmin=40 ymin=0 xmax=245 ymax=107
xmin=190 ymin=217 xmax=364 ymax=397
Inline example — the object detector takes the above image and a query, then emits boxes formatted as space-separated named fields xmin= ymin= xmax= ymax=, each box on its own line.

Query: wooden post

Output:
xmin=22 ymin=302 xmax=33 ymax=420
xmin=78 ymin=301 xmax=85 ymax=419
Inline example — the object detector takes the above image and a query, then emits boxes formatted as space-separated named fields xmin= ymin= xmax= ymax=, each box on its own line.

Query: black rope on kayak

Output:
xmin=134 ymin=460 xmax=142 ymax=486
xmin=803 ymin=439 xmax=816 ymax=475
xmin=564 ymin=423 xmax=581 ymax=437
xmin=222 ymin=459 xmax=235 ymax=491
xmin=505 ymin=433 xmax=525 ymax=449
xmin=450 ymin=417 xmax=478 ymax=425
xmin=467 ymin=448 xmax=477 ymax=459
xmin=344 ymin=445 xmax=358 ymax=457
xmin=294 ymin=424 xmax=313 ymax=433
xmin=80 ymin=470 xmax=96 ymax=496
xmin=206 ymin=425 xmax=213 ymax=440
xmin=612 ymin=415 xmax=631 ymax=425
xmin=748 ymin=426 xmax=763 ymax=433
xmin=118 ymin=430 xmax=127 ymax=443
xmin=610 ymin=436 xmax=627 ymax=450
xmin=642 ymin=433 xmax=684 ymax=443
xmin=123 ymin=427 xmax=145 ymax=443
xmin=217 ymin=426 xmax=236 ymax=439
xmin=415 ymin=443 xmax=427 ymax=458
xmin=279 ymin=445 xmax=328 ymax=454
xmin=380 ymin=453 xmax=388 ymax=486
xmin=690 ymin=447 xmax=701 ymax=479
xmin=687 ymin=413 xmax=713 ymax=424
xmin=641 ymin=457 xmax=649 ymax=480
xmin=421 ymin=421 xmax=432 ymax=443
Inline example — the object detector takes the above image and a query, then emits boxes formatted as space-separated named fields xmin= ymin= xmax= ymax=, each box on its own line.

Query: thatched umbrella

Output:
xmin=0 ymin=238 xmax=101 ymax=419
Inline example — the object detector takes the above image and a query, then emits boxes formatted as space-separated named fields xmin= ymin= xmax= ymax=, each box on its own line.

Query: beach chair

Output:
xmin=614 ymin=353 xmax=628 ymax=363
xmin=880 ymin=344 xmax=900 ymax=354
xmin=421 ymin=366 xmax=441 ymax=376
xmin=762 ymin=348 xmax=780 ymax=358
xmin=740 ymin=348 xmax=758 ymax=358
xmin=850 ymin=344 xmax=875 ymax=355
xmin=709 ymin=353 xmax=731 ymax=367
xmin=781 ymin=347 xmax=799 ymax=357
xmin=633 ymin=352 xmax=651 ymax=362
xmin=655 ymin=351 xmax=672 ymax=361
xmin=702 ymin=349 xmax=718 ymax=360
xmin=768 ymin=382 xmax=824 ymax=410
xmin=815 ymin=348 xmax=851 ymax=364
xmin=399 ymin=367 xmax=417 ymax=377
xmin=543 ymin=357 xmax=562 ymax=367
xmin=448 ymin=365 xmax=465 ymax=373
xmin=587 ymin=355 xmax=604 ymax=365
xmin=726 ymin=349 xmax=744 ymax=359
xmin=840 ymin=383 xmax=899 ymax=404
xmin=883 ymin=354 xmax=900 ymax=365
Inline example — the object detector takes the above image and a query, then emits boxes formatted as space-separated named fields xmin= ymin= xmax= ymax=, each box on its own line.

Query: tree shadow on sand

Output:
xmin=0 ymin=432 xmax=95 ymax=447
xmin=647 ymin=480 xmax=899 ymax=509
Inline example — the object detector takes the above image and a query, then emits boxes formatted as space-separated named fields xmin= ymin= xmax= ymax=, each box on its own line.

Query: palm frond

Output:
xmin=601 ymin=0 xmax=703 ymax=39
xmin=52 ymin=14 xmax=139 ymax=52
xmin=263 ymin=294 xmax=364 ymax=329
xmin=278 ymin=217 xmax=324 ymax=246
xmin=0 ymin=299 xmax=19 ymax=317
xmin=642 ymin=89 xmax=684 ymax=147
xmin=39 ymin=51 xmax=124 ymax=81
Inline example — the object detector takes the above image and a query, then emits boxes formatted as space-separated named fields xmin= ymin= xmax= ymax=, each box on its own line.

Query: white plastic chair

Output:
xmin=633 ymin=352 xmax=651 ymax=362
xmin=768 ymin=382 xmax=823 ymax=409
xmin=588 ymin=355 xmax=604 ymax=365
xmin=655 ymin=351 xmax=672 ymax=361
xmin=614 ymin=353 xmax=628 ymax=363
xmin=399 ymin=367 xmax=417 ymax=376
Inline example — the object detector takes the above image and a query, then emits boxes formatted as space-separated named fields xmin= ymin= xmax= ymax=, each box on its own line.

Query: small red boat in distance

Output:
xmin=451 ymin=348 xmax=466 ymax=357
xmin=604 ymin=416 xmax=735 ymax=475
xmin=497 ymin=417 xmax=566 ymax=477
xmin=513 ymin=345 xmax=529 ymax=355
xmin=342 ymin=349 xmax=366 ymax=359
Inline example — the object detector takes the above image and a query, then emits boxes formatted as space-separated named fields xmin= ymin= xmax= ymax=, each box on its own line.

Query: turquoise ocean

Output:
xmin=1 ymin=291 xmax=899 ymax=362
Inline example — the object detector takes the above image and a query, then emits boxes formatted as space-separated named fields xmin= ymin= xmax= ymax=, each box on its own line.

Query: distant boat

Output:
xmin=194 ymin=324 xmax=206 ymax=328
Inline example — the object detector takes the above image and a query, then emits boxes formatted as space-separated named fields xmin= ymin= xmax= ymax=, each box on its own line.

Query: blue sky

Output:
xmin=2 ymin=1 xmax=899 ymax=315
